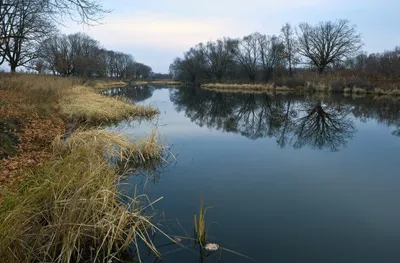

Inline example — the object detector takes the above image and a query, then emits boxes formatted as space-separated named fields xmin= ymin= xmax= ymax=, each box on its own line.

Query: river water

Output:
xmin=106 ymin=85 xmax=400 ymax=263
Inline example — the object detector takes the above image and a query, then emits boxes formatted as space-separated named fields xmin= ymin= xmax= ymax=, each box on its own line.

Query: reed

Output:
xmin=0 ymin=129 xmax=167 ymax=262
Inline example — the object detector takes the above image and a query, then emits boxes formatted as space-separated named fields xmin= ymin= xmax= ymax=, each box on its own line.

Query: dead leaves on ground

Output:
xmin=0 ymin=90 xmax=65 ymax=187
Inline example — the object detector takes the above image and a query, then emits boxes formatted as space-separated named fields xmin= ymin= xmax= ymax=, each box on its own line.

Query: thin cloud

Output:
xmin=66 ymin=12 xmax=250 ymax=50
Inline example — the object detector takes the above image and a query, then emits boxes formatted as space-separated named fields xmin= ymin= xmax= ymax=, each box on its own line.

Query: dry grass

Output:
xmin=85 ymin=79 xmax=127 ymax=90
xmin=202 ymin=83 xmax=295 ymax=93
xmin=0 ymin=74 xmax=159 ymax=123
xmin=202 ymin=74 xmax=400 ymax=96
xmin=0 ymin=74 xmax=170 ymax=262
xmin=133 ymin=80 xmax=183 ymax=86
xmin=53 ymin=129 xmax=165 ymax=165
xmin=0 ymin=129 xmax=170 ymax=263
xmin=0 ymin=73 xmax=81 ymax=105
xmin=59 ymin=86 xmax=159 ymax=123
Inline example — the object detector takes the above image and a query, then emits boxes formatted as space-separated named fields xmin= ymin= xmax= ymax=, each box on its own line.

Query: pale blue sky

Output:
xmin=63 ymin=0 xmax=400 ymax=73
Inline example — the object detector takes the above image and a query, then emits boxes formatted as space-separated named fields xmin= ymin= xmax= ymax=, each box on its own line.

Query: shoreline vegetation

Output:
xmin=201 ymin=79 xmax=400 ymax=96
xmin=169 ymin=20 xmax=400 ymax=98
xmin=0 ymin=73 xmax=168 ymax=262
xmin=132 ymin=80 xmax=184 ymax=86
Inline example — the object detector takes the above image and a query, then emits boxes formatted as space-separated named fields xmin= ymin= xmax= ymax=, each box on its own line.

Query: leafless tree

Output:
xmin=169 ymin=46 xmax=206 ymax=82
xmin=297 ymin=19 xmax=362 ymax=74
xmin=38 ymin=0 xmax=109 ymax=24
xmin=280 ymin=23 xmax=298 ymax=76
xmin=232 ymin=33 xmax=261 ymax=81
xmin=203 ymin=38 xmax=237 ymax=81
xmin=258 ymin=34 xmax=284 ymax=81
xmin=0 ymin=0 xmax=55 ymax=72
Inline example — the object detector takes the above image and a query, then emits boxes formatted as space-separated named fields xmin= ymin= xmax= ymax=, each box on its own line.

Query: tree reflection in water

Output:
xmin=291 ymin=101 xmax=355 ymax=151
xmin=170 ymin=86 xmax=400 ymax=152
xmin=103 ymin=85 xmax=155 ymax=103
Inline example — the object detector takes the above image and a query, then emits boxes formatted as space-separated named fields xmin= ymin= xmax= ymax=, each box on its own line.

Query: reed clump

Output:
xmin=59 ymin=86 xmax=159 ymax=123
xmin=0 ymin=129 xmax=166 ymax=263
xmin=194 ymin=199 xmax=213 ymax=247
xmin=53 ymin=129 xmax=164 ymax=165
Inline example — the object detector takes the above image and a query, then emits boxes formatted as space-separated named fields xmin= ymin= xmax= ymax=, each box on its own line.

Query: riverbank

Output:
xmin=132 ymin=79 xmax=184 ymax=86
xmin=0 ymin=74 xmax=165 ymax=262
xmin=202 ymin=79 xmax=400 ymax=96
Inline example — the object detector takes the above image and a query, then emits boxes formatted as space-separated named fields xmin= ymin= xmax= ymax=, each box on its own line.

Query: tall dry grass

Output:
xmin=0 ymin=73 xmax=160 ymax=122
xmin=59 ymin=86 xmax=159 ymax=123
xmin=0 ymin=129 xmax=171 ymax=263
xmin=0 ymin=73 xmax=81 ymax=104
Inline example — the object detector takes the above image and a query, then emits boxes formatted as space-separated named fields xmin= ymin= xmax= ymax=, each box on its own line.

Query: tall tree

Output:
xmin=297 ymin=19 xmax=362 ymax=74
xmin=258 ymin=34 xmax=284 ymax=81
xmin=233 ymin=33 xmax=261 ymax=82
xmin=0 ymin=0 xmax=54 ymax=72
xmin=204 ymin=38 xmax=237 ymax=81
xmin=280 ymin=23 xmax=297 ymax=76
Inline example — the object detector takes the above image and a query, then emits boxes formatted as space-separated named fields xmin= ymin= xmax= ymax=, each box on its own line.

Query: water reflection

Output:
xmin=291 ymin=101 xmax=355 ymax=151
xmin=169 ymin=87 xmax=366 ymax=151
xmin=108 ymin=85 xmax=400 ymax=151
xmin=103 ymin=85 xmax=156 ymax=102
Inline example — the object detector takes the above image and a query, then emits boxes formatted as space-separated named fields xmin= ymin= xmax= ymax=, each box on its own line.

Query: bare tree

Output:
xmin=232 ymin=33 xmax=261 ymax=82
xmin=280 ymin=23 xmax=297 ymax=76
xmin=297 ymin=19 xmax=362 ymax=74
xmin=169 ymin=47 xmax=206 ymax=82
xmin=204 ymin=38 xmax=237 ymax=81
xmin=0 ymin=0 xmax=55 ymax=72
xmin=39 ymin=0 xmax=109 ymax=24
xmin=258 ymin=34 xmax=284 ymax=81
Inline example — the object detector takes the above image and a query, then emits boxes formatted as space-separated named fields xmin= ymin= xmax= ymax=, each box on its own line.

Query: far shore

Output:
xmin=201 ymin=83 xmax=400 ymax=96
xmin=131 ymin=79 xmax=184 ymax=86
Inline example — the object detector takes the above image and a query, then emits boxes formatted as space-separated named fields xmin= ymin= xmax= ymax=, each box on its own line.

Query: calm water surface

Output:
xmin=107 ymin=85 xmax=400 ymax=263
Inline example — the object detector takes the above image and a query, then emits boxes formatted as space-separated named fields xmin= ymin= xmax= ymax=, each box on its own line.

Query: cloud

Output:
xmin=66 ymin=12 xmax=250 ymax=51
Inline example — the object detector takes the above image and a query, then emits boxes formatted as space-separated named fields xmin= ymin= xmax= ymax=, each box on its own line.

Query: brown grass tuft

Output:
xmin=0 ymin=129 xmax=169 ymax=262
xmin=59 ymin=86 xmax=159 ymax=123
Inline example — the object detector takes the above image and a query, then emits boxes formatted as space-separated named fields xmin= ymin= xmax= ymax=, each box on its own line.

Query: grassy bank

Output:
xmin=0 ymin=73 xmax=166 ymax=261
xmin=201 ymin=76 xmax=400 ymax=95
xmin=0 ymin=130 xmax=166 ymax=262
xmin=0 ymin=74 xmax=159 ymax=184
xmin=202 ymin=83 xmax=293 ymax=93
xmin=60 ymin=86 xmax=159 ymax=124
xmin=132 ymin=80 xmax=184 ymax=86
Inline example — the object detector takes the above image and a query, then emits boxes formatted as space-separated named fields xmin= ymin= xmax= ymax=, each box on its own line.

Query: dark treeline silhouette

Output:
xmin=0 ymin=0 xmax=152 ymax=79
xmin=170 ymin=20 xmax=400 ymax=86
xmin=36 ymin=32 xmax=152 ymax=79
xmin=169 ymin=86 xmax=400 ymax=151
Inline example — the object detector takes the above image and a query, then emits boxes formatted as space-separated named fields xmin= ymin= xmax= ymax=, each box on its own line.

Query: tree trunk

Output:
xmin=10 ymin=64 xmax=17 ymax=72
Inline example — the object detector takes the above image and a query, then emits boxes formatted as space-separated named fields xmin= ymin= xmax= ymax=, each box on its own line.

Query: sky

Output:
xmin=54 ymin=0 xmax=400 ymax=73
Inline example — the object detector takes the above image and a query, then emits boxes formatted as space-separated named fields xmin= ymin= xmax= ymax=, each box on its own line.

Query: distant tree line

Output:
xmin=35 ymin=32 xmax=152 ymax=79
xmin=170 ymin=19 xmax=399 ymax=83
xmin=345 ymin=48 xmax=400 ymax=79
xmin=0 ymin=0 xmax=153 ymax=79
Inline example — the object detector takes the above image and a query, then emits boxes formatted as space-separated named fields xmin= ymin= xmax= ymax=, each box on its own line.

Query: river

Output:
xmin=105 ymin=85 xmax=400 ymax=263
